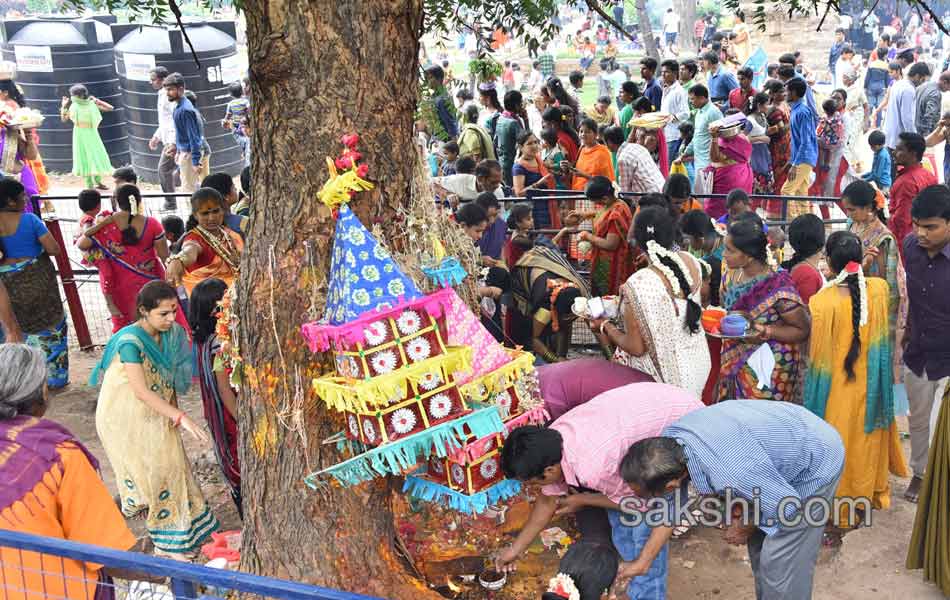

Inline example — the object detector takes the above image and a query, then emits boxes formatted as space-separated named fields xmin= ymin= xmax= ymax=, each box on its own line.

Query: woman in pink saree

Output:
xmin=77 ymin=184 xmax=187 ymax=332
xmin=704 ymin=126 xmax=753 ymax=219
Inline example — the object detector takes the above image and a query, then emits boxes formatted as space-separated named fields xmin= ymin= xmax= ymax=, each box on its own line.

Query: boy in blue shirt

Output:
xmin=861 ymin=130 xmax=892 ymax=192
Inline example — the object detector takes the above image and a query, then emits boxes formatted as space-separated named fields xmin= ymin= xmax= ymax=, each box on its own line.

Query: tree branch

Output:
xmin=584 ymin=0 xmax=636 ymax=43
xmin=911 ymin=0 xmax=949 ymax=35
xmin=167 ymin=0 xmax=200 ymax=68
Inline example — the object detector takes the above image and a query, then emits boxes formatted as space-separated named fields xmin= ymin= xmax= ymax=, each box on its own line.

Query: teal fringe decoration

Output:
xmin=304 ymin=407 xmax=504 ymax=489
xmin=422 ymin=257 xmax=468 ymax=288
xmin=402 ymin=476 xmax=522 ymax=514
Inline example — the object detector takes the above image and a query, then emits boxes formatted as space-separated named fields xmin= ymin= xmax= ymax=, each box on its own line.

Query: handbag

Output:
xmin=670 ymin=160 xmax=688 ymax=178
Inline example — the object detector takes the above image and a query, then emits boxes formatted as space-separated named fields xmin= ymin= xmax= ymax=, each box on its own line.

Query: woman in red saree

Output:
xmin=76 ymin=184 xmax=184 ymax=332
xmin=578 ymin=176 xmax=634 ymax=296
xmin=165 ymin=188 xmax=243 ymax=296
xmin=764 ymin=80 xmax=791 ymax=219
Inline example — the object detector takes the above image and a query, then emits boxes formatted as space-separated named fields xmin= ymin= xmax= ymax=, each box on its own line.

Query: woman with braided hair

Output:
xmin=803 ymin=231 xmax=909 ymax=536
xmin=781 ymin=214 xmax=826 ymax=304
xmin=588 ymin=206 xmax=711 ymax=399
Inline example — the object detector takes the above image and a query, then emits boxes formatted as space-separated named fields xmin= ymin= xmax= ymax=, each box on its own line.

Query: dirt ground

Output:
xmin=51 ymin=348 xmax=944 ymax=599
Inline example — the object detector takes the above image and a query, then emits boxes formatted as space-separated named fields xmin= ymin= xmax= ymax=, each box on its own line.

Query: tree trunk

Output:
xmin=676 ymin=0 xmax=697 ymax=53
xmin=236 ymin=1 xmax=438 ymax=597
xmin=634 ymin=0 xmax=659 ymax=60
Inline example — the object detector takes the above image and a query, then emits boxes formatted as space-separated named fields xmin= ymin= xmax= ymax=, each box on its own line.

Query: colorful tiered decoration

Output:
xmin=302 ymin=135 xmax=506 ymax=491
xmin=402 ymin=288 xmax=548 ymax=514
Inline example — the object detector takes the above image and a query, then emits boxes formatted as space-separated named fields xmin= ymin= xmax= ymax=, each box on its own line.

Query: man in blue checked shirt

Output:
xmin=618 ymin=401 xmax=844 ymax=600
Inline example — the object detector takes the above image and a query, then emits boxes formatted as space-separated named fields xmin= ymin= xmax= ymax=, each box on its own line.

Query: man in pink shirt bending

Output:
xmin=496 ymin=382 xmax=703 ymax=600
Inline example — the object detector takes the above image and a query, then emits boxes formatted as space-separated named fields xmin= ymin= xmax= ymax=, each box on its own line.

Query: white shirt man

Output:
xmin=663 ymin=10 xmax=679 ymax=35
xmin=147 ymin=68 xmax=179 ymax=209
xmin=431 ymin=174 xmax=505 ymax=201
xmin=660 ymin=80 xmax=689 ymax=146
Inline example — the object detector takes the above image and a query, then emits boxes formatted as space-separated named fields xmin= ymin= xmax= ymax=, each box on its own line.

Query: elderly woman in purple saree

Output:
xmin=0 ymin=344 xmax=136 ymax=600
xmin=703 ymin=131 xmax=754 ymax=220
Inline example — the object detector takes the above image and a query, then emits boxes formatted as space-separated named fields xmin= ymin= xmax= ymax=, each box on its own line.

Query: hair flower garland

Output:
xmin=547 ymin=573 xmax=581 ymax=600
xmin=824 ymin=260 xmax=868 ymax=326
xmin=646 ymin=239 xmax=693 ymax=297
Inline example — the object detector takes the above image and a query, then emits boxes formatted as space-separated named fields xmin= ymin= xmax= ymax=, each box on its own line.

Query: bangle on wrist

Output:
xmin=166 ymin=253 xmax=186 ymax=268
xmin=599 ymin=321 xmax=610 ymax=336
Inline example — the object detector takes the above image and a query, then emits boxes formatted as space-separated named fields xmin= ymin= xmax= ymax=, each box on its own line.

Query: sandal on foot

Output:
xmin=904 ymin=476 xmax=923 ymax=503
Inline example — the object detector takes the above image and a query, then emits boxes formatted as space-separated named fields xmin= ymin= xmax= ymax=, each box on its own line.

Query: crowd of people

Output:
xmin=2 ymin=5 xmax=950 ymax=600
xmin=416 ymin=8 xmax=950 ymax=598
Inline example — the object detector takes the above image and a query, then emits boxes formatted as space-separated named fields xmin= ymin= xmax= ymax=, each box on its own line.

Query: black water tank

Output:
xmin=113 ymin=21 xmax=245 ymax=184
xmin=0 ymin=15 xmax=129 ymax=173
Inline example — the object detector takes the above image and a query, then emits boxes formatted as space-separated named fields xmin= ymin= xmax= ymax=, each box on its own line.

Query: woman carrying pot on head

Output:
xmin=0 ymin=76 xmax=49 ymax=196
xmin=705 ymin=116 xmax=753 ymax=220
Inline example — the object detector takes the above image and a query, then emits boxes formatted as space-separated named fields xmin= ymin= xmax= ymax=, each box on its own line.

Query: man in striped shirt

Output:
xmin=496 ymin=383 xmax=703 ymax=599
xmin=620 ymin=401 xmax=844 ymax=600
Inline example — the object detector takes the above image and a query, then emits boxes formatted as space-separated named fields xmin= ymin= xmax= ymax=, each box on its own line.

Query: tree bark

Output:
xmin=676 ymin=0 xmax=697 ymax=53
xmin=634 ymin=0 xmax=659 ymax=59
xmin=236 ymin=1 xmax=438 ymax=596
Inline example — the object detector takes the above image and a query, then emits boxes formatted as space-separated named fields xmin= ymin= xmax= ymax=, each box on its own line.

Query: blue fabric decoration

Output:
xmin=325 ymin=204 xmax=423 ymax=325
xmin=304 ymin=406 xmax=504 ymax=488
xmin=402 ymin=476 xmax=522 ymax=514
xmin=422 ymin=257 xmax=468 ymax=288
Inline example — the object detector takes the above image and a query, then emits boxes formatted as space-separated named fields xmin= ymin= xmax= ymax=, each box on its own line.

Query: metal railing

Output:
xmin=29 ymin=194 xmax=195 ymax=349
xmin=516 ymin=188 xmax=848 ymax=228
xmin=34 ymin=187 xmax=846 ymax=349
xmin=0 ymin=529 xmax=380 ymax=600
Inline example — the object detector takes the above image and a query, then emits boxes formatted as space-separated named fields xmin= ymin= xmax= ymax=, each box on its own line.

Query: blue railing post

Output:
xmin=171 ymin=577 xmax=200 ymax=599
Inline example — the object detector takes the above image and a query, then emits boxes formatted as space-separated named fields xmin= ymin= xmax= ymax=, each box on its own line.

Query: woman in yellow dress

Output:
xmin=90 ymin=280 xmax=218 ymax=558
xmin=731 ymin=11 xmax=753 ymax=65
xmin=803 ymin=231 xmax=909 ymax=535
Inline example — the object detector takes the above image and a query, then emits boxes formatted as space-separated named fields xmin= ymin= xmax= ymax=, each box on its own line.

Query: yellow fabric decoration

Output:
xmin=458 ymin=350 xmax=535 ymax=403
xmin=317 ymin=157 xmax=375 ymax=209
xmin=431 ymin=235 xmax=447 ymax=262
xmin=312 ymin=347 xmax=472 ymax=413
